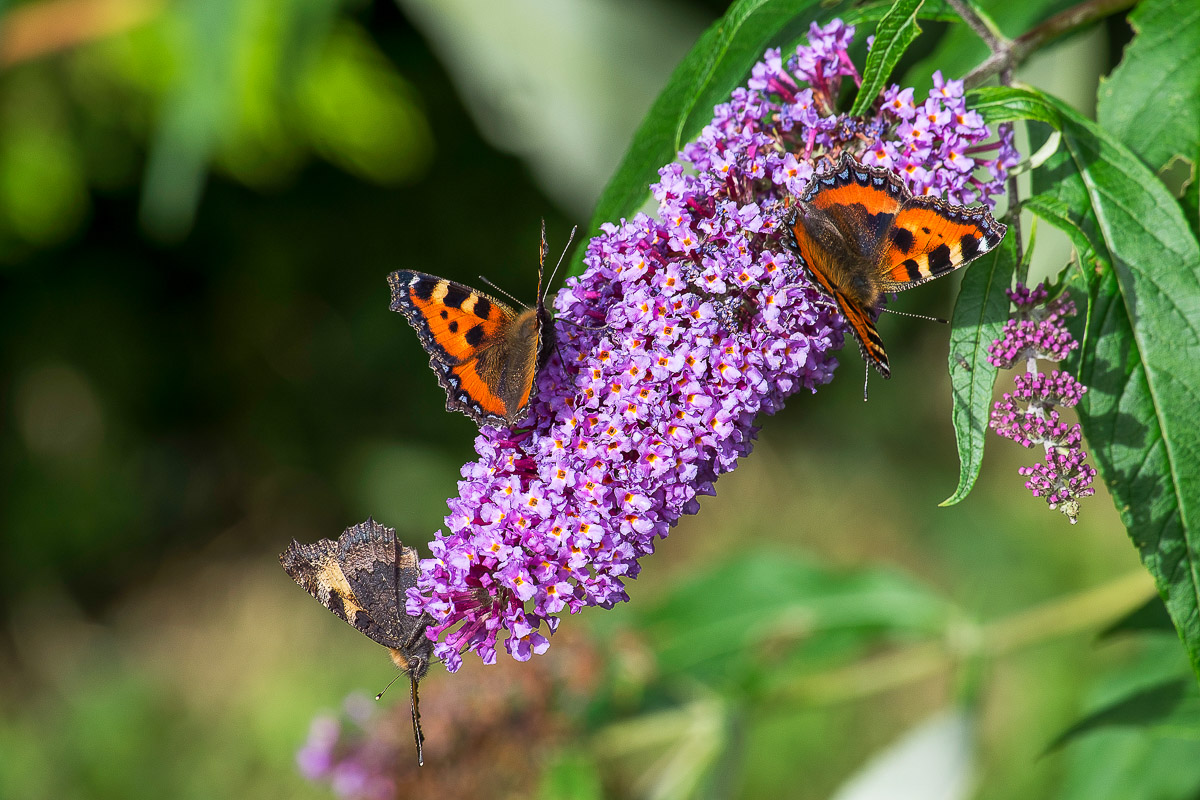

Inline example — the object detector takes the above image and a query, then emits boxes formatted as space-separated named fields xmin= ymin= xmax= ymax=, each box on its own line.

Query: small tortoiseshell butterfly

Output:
xmin=388 ymin=224 xmax=556 ymax=428
xmin=786 ymin=153 xmax=1006 ymax=380
xmin=280 ymin=518 xmax=434 ymax=765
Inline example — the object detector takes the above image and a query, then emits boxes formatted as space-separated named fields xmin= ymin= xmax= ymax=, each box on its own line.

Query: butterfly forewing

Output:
xmin=875 ymin=199 xmax=1007 ymax=293
xmin=389 ymin=271 xmax=516 ymax=365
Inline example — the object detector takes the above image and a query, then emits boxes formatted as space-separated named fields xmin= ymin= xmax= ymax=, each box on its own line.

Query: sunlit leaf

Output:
xmin=1097 ymin=0 xmax=1200 ymax=171
xmin=941 ymin=231 xmax=1016 ymax=506
xmin=849 ymin=0 xmax=925 ymax=117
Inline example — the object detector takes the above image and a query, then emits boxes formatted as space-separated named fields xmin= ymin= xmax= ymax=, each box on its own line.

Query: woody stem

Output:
xmin=953 ymin=0 xmax=1139 ymax=89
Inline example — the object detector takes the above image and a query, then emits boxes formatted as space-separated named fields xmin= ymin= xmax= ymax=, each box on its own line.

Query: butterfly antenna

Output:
xmin=374 ymin=671 xmax=403 ymax=701
xmin=543 ymin=223 xmax=578 ymax=303
xmin=410 ymin=676 xmax=425 ymax=767
xmin=862 ymin=362 xmax=870 ymax=402
xmin=879 ymin=307 xmax=948 ymax=324
xmin=476 ymin=275 xmax=527 ymax=309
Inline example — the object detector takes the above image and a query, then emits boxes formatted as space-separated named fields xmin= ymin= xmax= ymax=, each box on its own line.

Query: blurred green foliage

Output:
xmin=0 ymin=1 xmax=1192 ymax=799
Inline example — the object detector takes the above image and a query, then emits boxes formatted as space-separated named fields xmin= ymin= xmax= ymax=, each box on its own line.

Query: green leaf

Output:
xmin=1056 ymin=638 xmax=1200 ymax=800
xmin=997 ymin=86 xmax=1200 ymax=677
xmin=1100 ymin=596 xmax=1176 ymax=639
xmin=849 ymin=0 xmax=925 ymax=117
xmin=1097 ymin=0 xmax=1200 ymax=172
xmin=844 ymin=0 xmax=958 ymax=26
xmin=570 ymin=0 xmax=824 ymax=276
xmin=1183 ymin=153 xmax=1199 ymax=242
xmin=634 ymin=550 xmax=954 ymax=685
xmin=966 ymin=85 xmax=1063 ymax=127
xmin=940 ymin=231 xmax=1016 ymax=506
xmin=1047 ymin=678 xmax=1200 ymax=751
xmin=1055 ymin=638 xmax=1200 ymax=800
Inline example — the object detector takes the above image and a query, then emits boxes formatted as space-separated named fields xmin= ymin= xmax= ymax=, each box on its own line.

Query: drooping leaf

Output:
xmin=1055 ymin=638 xmax=1200 ymax=800
xmin=1097 ymin=0 xmax=1200 ymax=172
xmin=941 ymin=231 xmax=1016 ymax=506
xmin=1047 ymin=678 xmax=1200 ymax=752
xmin=1183 ymin=151 xmax=1199 ymax=241
xmin=1099 ymin=596 xmax=1175 ymax=639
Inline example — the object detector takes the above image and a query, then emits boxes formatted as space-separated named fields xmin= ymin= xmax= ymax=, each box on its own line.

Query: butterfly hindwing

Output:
xmin=280 ymin=518 xmax=432 ymax=656
xmin=336 ymin=519 xmax=426 ymax=652
xmin=804 ymin=157 xmax=904 ymax=267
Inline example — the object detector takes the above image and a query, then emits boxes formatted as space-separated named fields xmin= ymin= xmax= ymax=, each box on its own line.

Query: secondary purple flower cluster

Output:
xmin=297 ymin=695 xmax=394 ymax=800
xmin=988 ymin=283 xmax=1095 ymax=522
xmin=407 ymin=19 xmax=1014 ymax=669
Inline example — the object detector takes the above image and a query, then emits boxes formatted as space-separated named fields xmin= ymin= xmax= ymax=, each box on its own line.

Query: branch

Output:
xmin=961 ymin=0 xmax=1140 ymax=88
xmin=766 ymin=569 xmax=1155 ymax=706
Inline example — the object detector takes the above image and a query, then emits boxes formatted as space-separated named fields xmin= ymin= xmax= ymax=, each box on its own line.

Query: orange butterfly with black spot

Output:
xmin=785 ymin=153 xmax=1007 ymax=380
xmin=388 ymin=224 xmax=558 ymax=428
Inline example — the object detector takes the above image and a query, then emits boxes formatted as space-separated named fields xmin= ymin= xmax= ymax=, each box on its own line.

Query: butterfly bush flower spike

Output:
xmin=988 ymin=283 xmax=1095 ymax=523
xmin=409 ymin=19 xmax=1014 ymax=668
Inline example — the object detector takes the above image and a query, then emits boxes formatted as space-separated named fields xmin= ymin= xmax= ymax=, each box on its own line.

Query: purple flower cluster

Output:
xmin=988 ymin=283 xmax=1095 ymax=522
xmin=987 ymin=283 xmax=1079 ymax=366
xmin=407 ymin=19 xmax=1014 ymax=668
xmin=738 ymin=21 xmax=1018 ymax=206
xmin=297 ymin=695 xmax=395 ymax=800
